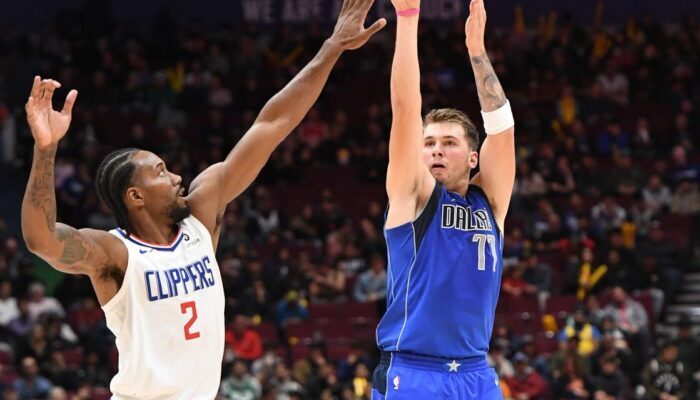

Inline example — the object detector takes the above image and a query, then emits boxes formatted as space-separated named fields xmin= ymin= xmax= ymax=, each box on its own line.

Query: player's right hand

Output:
xmin=329 ymin=0 xmax=387 ymax=51
xmin=25 ymin=76 xmax=78 ymax=149
xmin=391 ymin=0 xmax=420 ymax=11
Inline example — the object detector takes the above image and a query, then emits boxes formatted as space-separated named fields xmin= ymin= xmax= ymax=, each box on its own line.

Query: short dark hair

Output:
xmin=424 ymin=108 xmax=480 ymax=150
xmin=95 ymin=148 xmax=139 ymax=235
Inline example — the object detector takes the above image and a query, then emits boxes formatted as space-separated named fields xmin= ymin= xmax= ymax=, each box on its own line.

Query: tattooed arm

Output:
xmin=466 ymin=0 xmax=515 ymax=230
xmin=21 ymin=77 xmax=124 ymax=282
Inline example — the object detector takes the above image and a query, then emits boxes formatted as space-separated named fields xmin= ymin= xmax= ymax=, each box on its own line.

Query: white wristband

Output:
xmin=481 ymin=100 xmax=514 ymax=135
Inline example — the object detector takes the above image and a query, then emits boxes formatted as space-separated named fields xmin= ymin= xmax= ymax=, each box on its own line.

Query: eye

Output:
xmin=424 ymin=141 xmax=434 ymax=147
xmin=445 ymin=140 xmax=456 ymax=146
xmin=159 ymin=170 xmax=165 ymax=177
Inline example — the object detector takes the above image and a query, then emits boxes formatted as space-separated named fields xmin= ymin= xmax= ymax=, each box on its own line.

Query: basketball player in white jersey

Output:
xmin=20 ymin=1 xmax=386 ymax=398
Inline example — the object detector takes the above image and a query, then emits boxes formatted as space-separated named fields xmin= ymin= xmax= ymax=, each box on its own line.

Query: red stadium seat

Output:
xmin=253 ymin=322 xmax=279 ymax=342
xmin=0 ymin=348 xmax=12 ymax=365
xmin=62 ymin=347 xmax=84 ymax=368
xmin=327 ymin=345 xmax=353 ymax=361
xmin=308 ymin=303 xmax=340 ymax=320
xmin=342 ymin=301 xmax=378 ymax=321
xmin=286 ymin=321 xmax=317 ymax=342
xmin=534 ymin=335 xmax=559 ymax=355
xmin=546 ymin=295 xmax=580 ymax=315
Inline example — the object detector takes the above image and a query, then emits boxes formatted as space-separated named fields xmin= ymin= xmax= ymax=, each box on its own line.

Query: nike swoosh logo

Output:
xmin=139 ymin=249 xmax=150 ymax=254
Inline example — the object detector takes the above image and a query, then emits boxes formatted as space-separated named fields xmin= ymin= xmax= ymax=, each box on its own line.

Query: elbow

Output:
xmin=22 ymin=231 xmax=54 ymax=258
xmin=22 ymin=233 xmax=42 ymax=254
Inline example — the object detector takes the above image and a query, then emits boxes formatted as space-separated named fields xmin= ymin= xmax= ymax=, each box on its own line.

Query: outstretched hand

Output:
xmin=465 ymin=0 xmax=487 ymax=55
xmin=329 ymin=0 xmax=387 ymax=50
xmin=25 ymin=76 xmax=78 ymax=149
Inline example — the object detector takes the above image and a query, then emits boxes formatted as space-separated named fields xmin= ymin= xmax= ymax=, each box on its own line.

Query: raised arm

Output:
xmin=466 ymin=0 xmax=515 ymax=230
xmin=187 ymin=0 xmax=386 ymax=238
xmin=21 ymin=77 xmax=123 ymax=283
xmin=384 ymin=0 xmax=434 ymax=228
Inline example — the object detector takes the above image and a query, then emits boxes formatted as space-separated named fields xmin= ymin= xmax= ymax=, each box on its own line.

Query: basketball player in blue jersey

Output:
xmin=20 ymin=2 xmax=386 ymax=398
xmin=372 ymin=0 xmax=515 ymax=398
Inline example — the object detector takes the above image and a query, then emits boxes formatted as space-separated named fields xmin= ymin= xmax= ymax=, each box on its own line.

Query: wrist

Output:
xmin=34 ymin=143 xmax=58 ymax=153
xmin=323 ymin=38 xmax=346 ymax=55
xmin=396 ymin=8 xmax=419 ymax=17
xmin=467 ymin=46 xmax=487 ymax=57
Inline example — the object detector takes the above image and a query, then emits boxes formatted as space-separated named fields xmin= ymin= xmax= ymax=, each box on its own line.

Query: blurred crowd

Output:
xmin=0 ymin=2 xmax=699 ymax=399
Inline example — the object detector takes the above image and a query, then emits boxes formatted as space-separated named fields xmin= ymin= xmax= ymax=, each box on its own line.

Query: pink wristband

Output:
xmin=396 ymin=8 xmax=419 ymax=17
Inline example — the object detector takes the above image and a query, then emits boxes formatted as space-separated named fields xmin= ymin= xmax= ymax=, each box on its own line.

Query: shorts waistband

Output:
xmin=379 ymin=351 xmax=488 ymax=373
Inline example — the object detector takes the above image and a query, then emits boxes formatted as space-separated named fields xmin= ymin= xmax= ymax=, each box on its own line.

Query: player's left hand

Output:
xmin=329 ymin=0 xmax=387 ymax=50
xmin=465 ymin=0 xmax=487 ymax=55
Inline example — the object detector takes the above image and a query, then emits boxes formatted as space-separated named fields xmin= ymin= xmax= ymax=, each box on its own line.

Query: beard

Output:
xmin=167 ymin=200 xmax=191 ymax=223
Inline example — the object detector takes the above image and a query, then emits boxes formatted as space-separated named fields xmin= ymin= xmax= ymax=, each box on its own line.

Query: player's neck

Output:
xmin=129 ymin=214 xmax=180 ymax=245
xmin=445 ymin=179 xmax=470 ymax=198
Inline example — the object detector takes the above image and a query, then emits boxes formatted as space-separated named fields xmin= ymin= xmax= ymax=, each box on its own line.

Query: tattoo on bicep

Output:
xmin=470 ymin=55 xmax=507 ymax=112
xmin=56 ymin=226 xmax=91 ymax=265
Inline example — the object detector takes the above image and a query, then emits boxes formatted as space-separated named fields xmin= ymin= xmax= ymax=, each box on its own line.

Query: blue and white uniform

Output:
xmin=373 ymin=182 xmax=504 ymax=399
xmin=103 ymin=216 xmax=225 ymax=400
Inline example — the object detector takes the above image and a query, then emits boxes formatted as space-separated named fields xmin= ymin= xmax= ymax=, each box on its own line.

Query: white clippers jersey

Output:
xmin=103 ymin=216 xmax=225 ymax=400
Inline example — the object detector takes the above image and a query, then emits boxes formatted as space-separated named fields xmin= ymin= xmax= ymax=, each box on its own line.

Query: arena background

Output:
xmin=0 ymin=0 xmax=698 ymax=399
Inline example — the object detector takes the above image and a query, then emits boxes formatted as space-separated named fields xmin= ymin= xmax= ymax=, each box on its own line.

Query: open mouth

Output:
xmin=177 ymin=187 xmax=186 ymax=197
xmin=430 ymin=163 xmax=446 ymax=171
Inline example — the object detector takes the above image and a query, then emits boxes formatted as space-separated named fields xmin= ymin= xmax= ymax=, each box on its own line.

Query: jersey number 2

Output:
xmin=472 ymin=234 xmax=497 ymax=272
xmin=181 ymin=301 xmax=201 ymax=340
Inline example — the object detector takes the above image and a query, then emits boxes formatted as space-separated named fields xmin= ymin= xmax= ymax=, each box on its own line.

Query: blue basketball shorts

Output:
xmin=371 ymin=351 xmax=504 ymax=400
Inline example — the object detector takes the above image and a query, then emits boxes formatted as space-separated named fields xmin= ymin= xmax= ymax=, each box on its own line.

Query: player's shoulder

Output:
xmin=80 ymin=228 xmax=128 ymax=269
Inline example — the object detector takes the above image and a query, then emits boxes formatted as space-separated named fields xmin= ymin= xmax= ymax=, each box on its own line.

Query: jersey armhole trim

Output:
xmin=412 ymin=180 xmax=441 ymax=250
xmin=468 ymin=184 xmax=502 ymax=236
xmin=101 ymin=231 xmax=132 ymax=313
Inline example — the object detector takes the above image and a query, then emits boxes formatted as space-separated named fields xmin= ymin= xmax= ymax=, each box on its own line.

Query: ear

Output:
xmin=125 ymin=187 xmax=144 ymax=207
xmin=468 ymin=150 xmax=479 ymax=169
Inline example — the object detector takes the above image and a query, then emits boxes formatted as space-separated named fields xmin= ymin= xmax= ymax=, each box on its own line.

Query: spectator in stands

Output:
xmin=242 ymin=280 xmax=276 ymax=323
xmin=226 ymin=315 xmax=263 ymax=362
xmin=501 ymin=264 xmax=531 ymax=298
xmin=47 ymin=387 xmax=68 ymax=400
xmin=506 ymin=352 xmax=549 ymax=400
xmin=521 ymin=252 xmax=552 ymax=309
xmin=671 ymin=178 xmax=700 ymax=215
xmin=0 ymin=280 xmax=19 ymax=326
xmin=642 ymin=174 xmax=672 ymax=214
xmin=276 ymin=291 xmax=308 ymax=327
xmin=488 ymin=339 xmax=515 ymax=378
xmin=220 ymin=359 xmax=262 ymax=400
xmin=643 ymin=341 xmax=687 ymax=400
xmin=552 ymin=356 xmax=590 ymax=400
xmin=674 ymin=315 xmax=699 ymax=377
xmin=26 ymin=283 xmax=64 ymax=322
xmin=8 ymin=298 xmax=33 ymax=339
xmin=550 ymin=337 xmax=592 ymax=381
xmin=604 ymin=286 xmax=652 ymax=361
xmin=669 ymin=146 xmax=699 ymax=185
xmin=597 ymin=62 xmax=629 ymax=105
xmin=577 ymin=248 xmax=608 ymax=300
xmin=591 ymin=195 xmax=626 ymax=237
xmin=353 ymin=255 xmax=387 ymax=303
xmin=308 ymin=262 xmax=346 ymax=303
xmin=13 ymin=356 xmax=52 ymax=400
xmin=268 ymin=363 xmax=305 ymax=400
xmin=589 ymin=355 xmax=629 ymax=400
xmin=557 ymin=308 xmax=602 ymax=357
xmin=251 ymin=342 xmax=284 ymax=384
xmin=351 ymin=363 xmax=371 ymax=399
xmin=514 ymin=161 xmax=548 ymax=197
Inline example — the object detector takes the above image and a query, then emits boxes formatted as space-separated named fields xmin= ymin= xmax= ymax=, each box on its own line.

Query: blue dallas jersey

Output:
xmin=376 ymin=182 xmax=503 ymax=359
